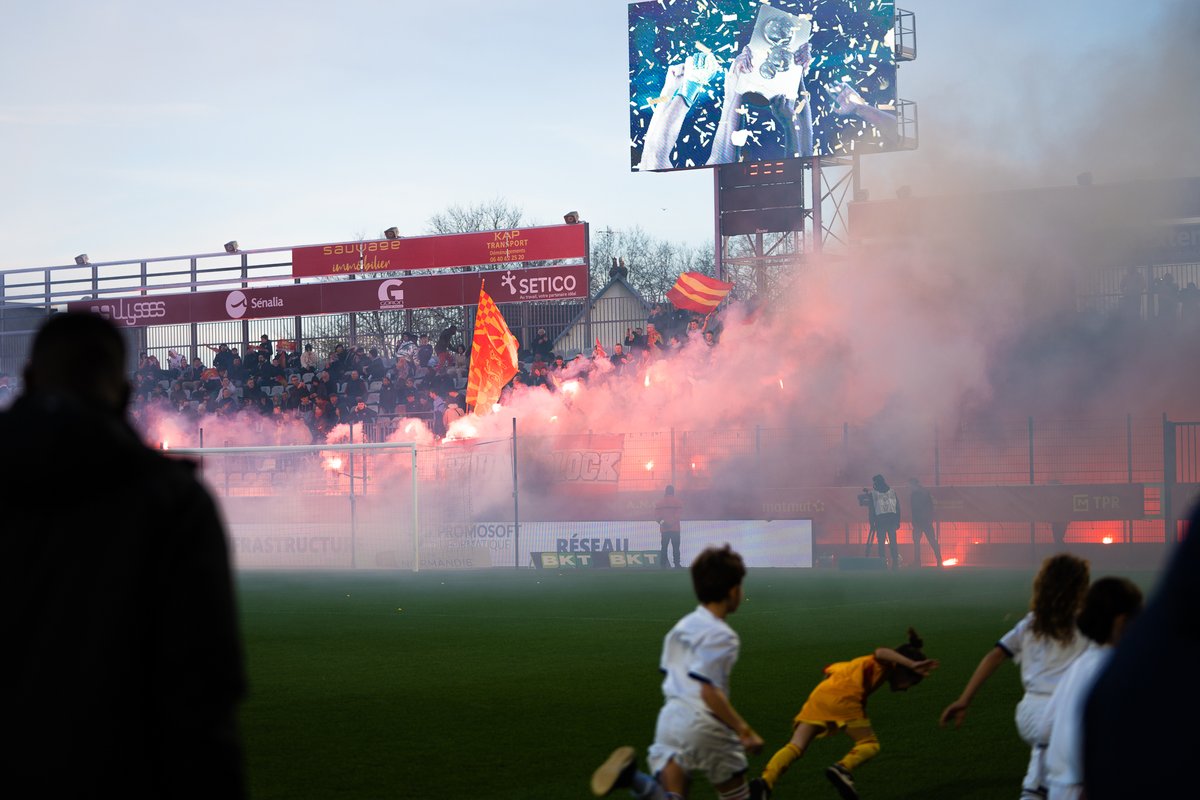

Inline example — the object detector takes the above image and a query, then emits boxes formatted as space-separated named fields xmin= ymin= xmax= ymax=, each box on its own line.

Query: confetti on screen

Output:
xmin=629 ymin=0 xmax=898 ymax=171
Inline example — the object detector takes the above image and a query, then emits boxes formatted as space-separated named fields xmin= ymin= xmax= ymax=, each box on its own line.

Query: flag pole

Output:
xmin=512 ymin=416 xmax=520 ymax=569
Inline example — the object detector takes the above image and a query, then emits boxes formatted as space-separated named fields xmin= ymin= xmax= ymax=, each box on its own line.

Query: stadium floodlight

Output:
xmin=384 ymin=227 xmax=400 ymax=239
xmin=563 ymin=211 xmax=581 ymax=224
xmin=224 ymin=241 xmax=239 ymax=253
xmin=74 ymin=254 xmax=89 ymax=265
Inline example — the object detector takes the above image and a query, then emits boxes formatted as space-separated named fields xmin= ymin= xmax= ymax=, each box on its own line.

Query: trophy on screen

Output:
xmin=737 ymin=5 xmax=812 ymax=97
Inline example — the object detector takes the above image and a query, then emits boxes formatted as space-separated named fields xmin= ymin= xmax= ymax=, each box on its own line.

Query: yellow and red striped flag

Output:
xmin=466 ymin=280 xmax=520 ymax=414
xmin=666 ymin=272 xmax=734 ymax=314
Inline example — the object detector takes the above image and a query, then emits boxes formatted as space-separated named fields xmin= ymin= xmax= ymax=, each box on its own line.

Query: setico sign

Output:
xmin=291 ymin=224 xmax=588 ymax=277
xmin=68 ymin=264 xmax=589 ymax=328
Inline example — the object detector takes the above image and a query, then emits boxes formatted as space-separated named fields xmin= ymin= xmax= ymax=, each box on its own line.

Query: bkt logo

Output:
xmin=378 ymin=279 xmax=405 ymax=309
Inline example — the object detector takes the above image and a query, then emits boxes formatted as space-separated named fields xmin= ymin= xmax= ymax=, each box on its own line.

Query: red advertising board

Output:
xmin=67 ymin=264 xmax=588 ymax=328
xmin=291 ymin=224 xmax=587 ymax=278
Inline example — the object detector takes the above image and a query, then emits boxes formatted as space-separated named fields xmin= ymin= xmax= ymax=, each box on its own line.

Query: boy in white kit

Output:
xmin=592 ymin=545 xmax=764 ymax=800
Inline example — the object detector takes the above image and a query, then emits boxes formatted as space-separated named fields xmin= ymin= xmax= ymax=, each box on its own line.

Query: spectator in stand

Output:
xmin=703 ymin=330 xmax=717 ymax=347
xmin=296 ymin=394 xmax=317 ymax=437
xmin=242 ymin=377 xmax=268 ymax=414
xmin=451 ymin=345 xmax=469 ymax=380
xmin=610 ymin=343 xmax=631 ymax=374
xmin=310 ymin=370 xmax=332 ymax=400
xmin=417 ymin=334 xmax=434 ymax=368
xmin=402 ymin=391 xmax=420 ymax=417
xmin=327 ymin=343 xmax=349 ymax=380
xmin=443 ymin=394 xmax=466 ymax=431
xmin=377 ymin=376 xmax=399 ymax=416
xmin=645 ymin=323 xmax=663 ymax=351
xmin=346 ymin=398 xmax=377 ymax=427
xmin=168 ymin=380 xmax=188 ymax=407
xmin=300 ymin=343 xmax=319 ymax=373
xmin=284 ymin=374 xmax=309 ymax=410
xmin=166 ymin=349 xmax=185 ymax=377
xmin=647 ymin=302 xmax=670 ymax=338
xmin=325 ymin=394 xmax=344 ymax=427
xmin=343 ymin=370 xmax=368 ymax=405
xmin=226 ymin=356 xmax=247 ymax=384
xmin=532 ymin=327 xmax=553 ymax=360
xmin=208 ymin=343 xmax=234 ymax=374
xmin=181 ymin=356 xmax=205 ymax=384
xmin=392 ymin=354 xmax=415 ymax=382
xmin=429 ymin=390 xmax=447 ymax=434
xmin=365 ymin=348 xmax=387 ymax=381
xmin=271 ymin=351 xmax=288 ymax=377
xmin=255 ymin=334 xmax=272 ymax=360
xmin=436 ymin=324 xmax=459 ymax=356
xmin=215 ymin=386 xmax=238 ymax=416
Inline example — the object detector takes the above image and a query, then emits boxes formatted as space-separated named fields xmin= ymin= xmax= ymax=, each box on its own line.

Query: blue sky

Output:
xmin=0 ymin=0 xmax=1181 ymax=271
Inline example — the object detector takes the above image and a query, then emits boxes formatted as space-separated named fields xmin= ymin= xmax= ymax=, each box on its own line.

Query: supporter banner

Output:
xmin=291 ymin=224 xmax=587 ymax=278
xmin=68 ymin=263 xmax=589 ymax=327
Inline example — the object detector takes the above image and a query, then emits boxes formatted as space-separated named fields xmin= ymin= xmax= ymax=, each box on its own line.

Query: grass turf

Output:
xmin=236 ymin=566 xmax=1158 ymax=799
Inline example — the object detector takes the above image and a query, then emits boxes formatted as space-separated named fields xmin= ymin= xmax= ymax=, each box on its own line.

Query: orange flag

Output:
xmin=466 ymin=280 xmax=520 ymax=414
xmin=667 ymin=272 xmax=734 ymax=314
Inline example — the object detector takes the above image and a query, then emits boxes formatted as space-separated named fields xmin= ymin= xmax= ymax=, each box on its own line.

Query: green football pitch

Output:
xmin=236 ymin=566 xmax=1158 ymax=800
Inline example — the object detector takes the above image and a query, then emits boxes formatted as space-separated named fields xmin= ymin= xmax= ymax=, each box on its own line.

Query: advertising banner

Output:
xmin=291 ymin=224 xmax=587 ymax=278
xmin=68 ymin=264 xmax=589 ymax=327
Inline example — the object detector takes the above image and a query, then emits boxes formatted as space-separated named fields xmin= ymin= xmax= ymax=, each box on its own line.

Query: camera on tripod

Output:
xmin=857 ymin=488 xmax=872 ymax=507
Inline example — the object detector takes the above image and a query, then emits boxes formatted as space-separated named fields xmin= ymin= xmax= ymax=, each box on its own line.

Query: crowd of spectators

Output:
xmin=122 ymin=305 xmax=725 ymax=443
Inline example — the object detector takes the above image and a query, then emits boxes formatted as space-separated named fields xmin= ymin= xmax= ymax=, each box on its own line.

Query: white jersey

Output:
xmin=998 ymin=612 xmax=1088 ymax=696
xmin=658 ymin=605 xmax=740 ymax=712
xmin=1045 ymin=644 xmax=1112 ymax=791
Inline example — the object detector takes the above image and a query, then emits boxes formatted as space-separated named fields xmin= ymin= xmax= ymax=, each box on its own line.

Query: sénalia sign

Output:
xmin=68 ymin=264 xmax=589 ymax=327
xmin=291 ymin=224 xmax=587 ymax=278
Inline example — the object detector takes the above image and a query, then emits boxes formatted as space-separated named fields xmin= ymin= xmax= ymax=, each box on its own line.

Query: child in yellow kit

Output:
xmin=750 ymin=629 xmax=938 ymax=800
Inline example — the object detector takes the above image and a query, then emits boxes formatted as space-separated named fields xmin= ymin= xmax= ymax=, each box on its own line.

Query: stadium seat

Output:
xmin=270 ymin=385 xmax=284 ymax=397
xmin=367 ymin=391 xmax=380 ymax=404
xmin=302 ymin=372 xmax=314 ymax=383
xmin=369 ymin=381 xmax=382 ymax=392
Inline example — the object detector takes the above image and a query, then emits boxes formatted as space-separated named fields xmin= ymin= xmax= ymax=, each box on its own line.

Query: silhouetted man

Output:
xmin=656 ymin=484 xmax=684 ymax=569
xmin=1 ymin=312 xmax=247 ymax=799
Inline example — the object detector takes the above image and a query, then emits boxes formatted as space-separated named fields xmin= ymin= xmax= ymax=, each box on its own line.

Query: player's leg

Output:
xmin=660 ymin=531 xmax=670 ymax=569
xmin=912 ymin=527 xmax=924 ymax=568
xmin=591 ymin=747 xmax=678 ymax=799
xmin=826 ymin=721 xmax=880 ymax=800
xmin=671 ymin=530 xmax=681 ymax=568
xmin=758 ymin=721 xmax=822 ymax=793
xmin=928 ymin=524 xmax=943 ymax=567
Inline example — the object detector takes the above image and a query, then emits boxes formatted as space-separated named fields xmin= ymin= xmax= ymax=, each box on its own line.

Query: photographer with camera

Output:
xmin=866 ymin=474 xmax=901 ymax=569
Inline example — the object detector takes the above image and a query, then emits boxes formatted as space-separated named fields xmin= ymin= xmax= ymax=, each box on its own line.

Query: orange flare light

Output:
xmin=942 ymin=557 xmax=959 ymax=567
xmin=1102 ymin=536 xmax=1114 ymax=544
xmin=645 ymin=460 xmax=654 ymax=471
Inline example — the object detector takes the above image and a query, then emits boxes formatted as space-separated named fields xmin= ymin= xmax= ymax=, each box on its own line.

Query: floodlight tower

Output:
xmin=712 ymin=7 xmax=918 ymax=298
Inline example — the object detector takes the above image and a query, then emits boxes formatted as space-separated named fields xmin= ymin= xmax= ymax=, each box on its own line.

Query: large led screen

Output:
xmin=629 ymin=0 xmax=898 ymax=170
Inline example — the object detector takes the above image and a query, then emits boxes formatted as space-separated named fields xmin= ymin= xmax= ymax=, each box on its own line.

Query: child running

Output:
xmin=749 ymin=628 xmax=938 ymax=800
xmin=940 ymin=553 xmax=1090 ymax=800
xmin=1043 ymin=576 xmax=1143 ymax=800
xmin=591 ymin=544 xmax=764 ymax=800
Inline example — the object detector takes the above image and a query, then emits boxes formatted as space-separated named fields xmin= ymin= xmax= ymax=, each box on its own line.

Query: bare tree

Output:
xmin=425 ymin=198 xmax=527 ymax=235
